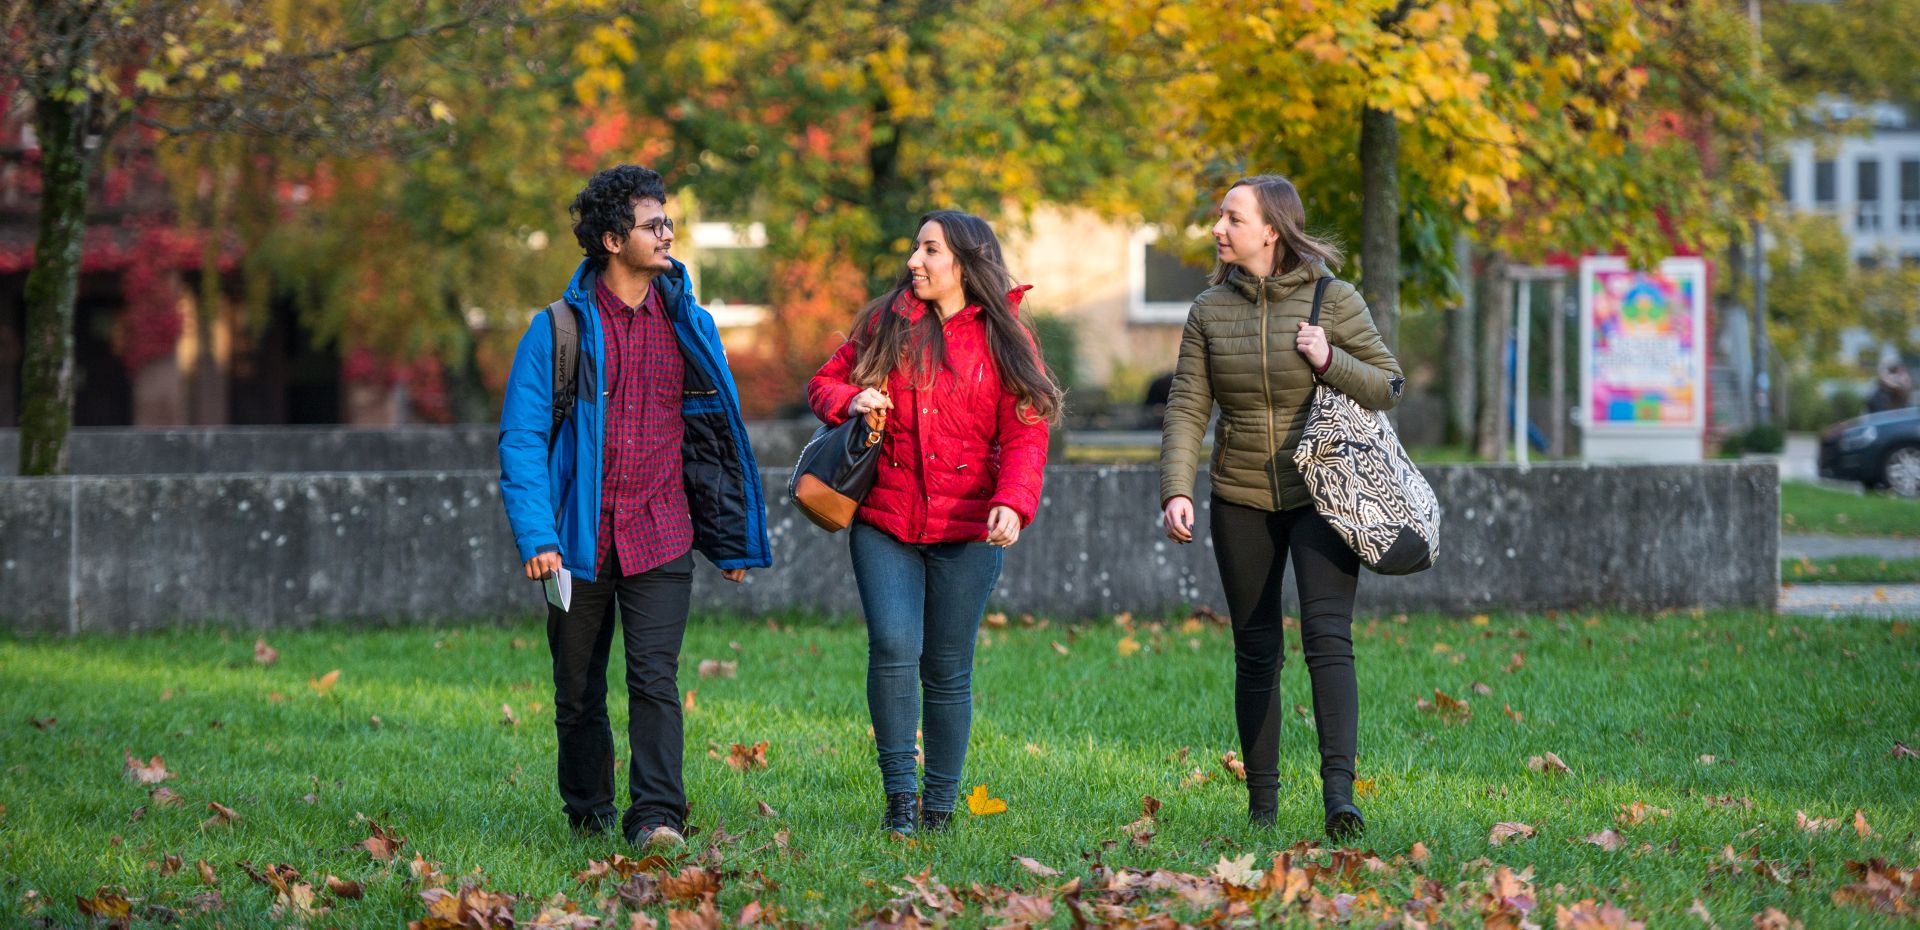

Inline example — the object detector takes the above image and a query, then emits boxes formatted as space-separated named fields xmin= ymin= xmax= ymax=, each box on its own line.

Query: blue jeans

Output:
xmin=849 ymin=522 xmax=1004 ymax=812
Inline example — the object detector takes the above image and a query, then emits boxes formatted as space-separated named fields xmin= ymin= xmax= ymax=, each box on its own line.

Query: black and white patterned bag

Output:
xmin=1292 ymin=277 xmax=1440 ymax=575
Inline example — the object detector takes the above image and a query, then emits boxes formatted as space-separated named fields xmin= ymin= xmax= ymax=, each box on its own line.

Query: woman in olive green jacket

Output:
xmin=1158 ymin=175 xmax=1403 ymax=838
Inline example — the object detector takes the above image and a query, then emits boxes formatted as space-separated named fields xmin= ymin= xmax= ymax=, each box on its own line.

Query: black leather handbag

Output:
xmin=788 ymin=400 xmax=887 ymax=532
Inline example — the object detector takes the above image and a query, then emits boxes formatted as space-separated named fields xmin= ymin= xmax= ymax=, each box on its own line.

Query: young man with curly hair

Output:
xmin=498 ymin=165 xmax=772 ymax=848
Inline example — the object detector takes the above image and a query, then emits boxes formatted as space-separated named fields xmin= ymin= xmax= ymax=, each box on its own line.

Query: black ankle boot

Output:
xmin=1325 ymin=802 xmax=1365 ymax=840
xmin=920 ymin=807 xmax=952 ymax=832
xmin=1248 ymin=787 xmax=1278 ymax=827
xmin=883 ymin=792 xmax=918 ymax=836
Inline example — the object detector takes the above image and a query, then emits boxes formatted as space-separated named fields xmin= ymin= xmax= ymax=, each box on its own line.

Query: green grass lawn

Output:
xmin=2 ymin=610 xmax=1916 ymax=929
xmin=1783 ymin=557 xmax=1920 ymax=584
xmin=1782 ymin=481 xmax=1920 ymax=537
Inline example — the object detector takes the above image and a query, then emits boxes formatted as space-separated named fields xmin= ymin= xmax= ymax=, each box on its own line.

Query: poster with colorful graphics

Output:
xmin=1579 ymin=256 xmax=1707 ymax=433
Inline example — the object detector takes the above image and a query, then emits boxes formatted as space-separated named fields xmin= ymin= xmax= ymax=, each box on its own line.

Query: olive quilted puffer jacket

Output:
xmin=1159 ymin=261 xmax=1404 ymax=512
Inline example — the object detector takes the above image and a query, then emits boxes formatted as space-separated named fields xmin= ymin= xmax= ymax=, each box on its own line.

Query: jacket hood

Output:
xmin=1228 ymin=261 xmax=1328 ymax=304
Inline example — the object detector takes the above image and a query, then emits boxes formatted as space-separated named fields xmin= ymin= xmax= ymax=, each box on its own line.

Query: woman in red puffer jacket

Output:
xmin=807 ymin=209 xmax=1060 ymax=837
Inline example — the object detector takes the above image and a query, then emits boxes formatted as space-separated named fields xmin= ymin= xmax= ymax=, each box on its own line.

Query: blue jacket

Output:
xmin=498 ymin=257 xmax=772 ymax=582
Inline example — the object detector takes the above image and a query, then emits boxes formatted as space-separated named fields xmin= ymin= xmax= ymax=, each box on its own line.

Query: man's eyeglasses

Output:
xmin=630 ymin=217 xmax=675 ymax=239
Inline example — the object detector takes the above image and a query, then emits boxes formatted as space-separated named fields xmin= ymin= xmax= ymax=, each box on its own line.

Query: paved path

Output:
xmin=1780 ymin=533 xmax=1920 ymax=560
xmin=1778 ymin=583 xmax=1920 ymax=618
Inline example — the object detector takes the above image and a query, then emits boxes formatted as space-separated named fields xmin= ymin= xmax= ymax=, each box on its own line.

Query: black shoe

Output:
xmin=883 ymin=792 xmax=918 ymax=836
xmin=1248 ymin=787 xmax=1278 ymax=827
xmin=570 ymin=814 xmax=618 ymax=838
xmin=920 ymin=807 xmax=953 ymax=832
xmin=1325 ymin=802 xmax=1366 ymax=840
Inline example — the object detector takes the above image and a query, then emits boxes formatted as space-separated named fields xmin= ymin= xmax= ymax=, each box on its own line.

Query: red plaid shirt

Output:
xmin=594 ymin=276 xmax=692 ymax=576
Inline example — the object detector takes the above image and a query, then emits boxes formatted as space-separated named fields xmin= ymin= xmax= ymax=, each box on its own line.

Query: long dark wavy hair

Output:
xmin=846 ymin=210 xmax=1063 ymax=425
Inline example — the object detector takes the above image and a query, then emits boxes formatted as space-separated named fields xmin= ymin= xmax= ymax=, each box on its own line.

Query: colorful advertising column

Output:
xmin=1579 ymin=256 xmax=1708 ymax=462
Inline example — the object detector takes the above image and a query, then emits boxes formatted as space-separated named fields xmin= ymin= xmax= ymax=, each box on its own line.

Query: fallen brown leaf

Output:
xmin=1894 ymin=741 xmax=1919 ymax=759
xmin=76 ymin=889 xmax=132 ymax=921
xmin=660 ymin=865 xmax=721 ymax=904
xmin=1012 ymin=855 xmax=1059 ymax=877
xmin=202 ymin=801 xmax=240 ymax=829
xmin=1220 ymin=751 xmax=1247 ymax=781
xmin=160 ymin=854 xmax=183 ymax=875
xmin=722 ymin=741 xmax=768 ymax=772
xmin=254 ymin=639 xmax=279 ymax=665
xmin=360 ymin=818 xmax=406 ymax=862
xmin=1050 ymin=641 xmax=1069 ymax=656
xmin=1750 ymin=907 xmax=1803 ymax=930
xmin=197 ymin=860 xmax=217 ymax=886
xmin=1489 ymin=822 xmax=1536 ymax=845
xmin=1704 ymin=794 xmax=1754 ymax=809
xmin=325 ymin=876 xmax=364 ymax=899
xmin=1617 ymin=801 xmax=1671 ymax=826
xmin=1409 ymin=841 xmax=1430 ymax=864
xmin=308 ymin=669 xmax=341 ymax=697
xmin=1854 ymin=809 xmax=1873 ymax=838
xmin=754 ymin=800 xmax=779 ymax=818
xmin=1506 ymin=651 xmax=1526 ymax=673
xmin=124 ymin=750 xmax=171 ymax=784
xmin=985 ymin=611 xmax=1008 ymax=628
xmin=501 ymin=703 xmax=519 ymax=728
xmin=29 ymin=716 xmax=56 ymax=730
xmin=1583 ymin=829 xmax=1628 ymax=852
xmin=1527 ymin=751 xmax=1572 ymax=775
xmin=1795 ymin=810 xmax=1841 ymax=833
xmin=1416 ymin=688 xmax=1471 ymax=723
xmin=1472 ymin=681 xmax=1493 ymax=696
xmin=682 ymin=690 xmax=696 ymax=711
xmin=410 ymin=884 xmax=516 ymax=930
xmin=696 ymin=659 xmax=737 ymax=679
xmin=995 ymin=892 xmax=1055 ymax=927
xmin=150 ymin=786 xmax=184 ymax=807
xmin=1556 ymin=899 xmax=1645 ymax=929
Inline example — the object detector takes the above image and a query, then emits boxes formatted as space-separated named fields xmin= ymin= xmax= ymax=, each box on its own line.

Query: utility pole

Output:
xmin=1749 ymin=0 xmax=1773 ymax=427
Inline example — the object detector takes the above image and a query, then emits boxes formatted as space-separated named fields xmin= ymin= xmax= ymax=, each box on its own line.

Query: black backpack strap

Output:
xmin=547 ymin=299 xmax=579 ymax=443
xmin=1308 ymin=276 xmax=1334 ymax=326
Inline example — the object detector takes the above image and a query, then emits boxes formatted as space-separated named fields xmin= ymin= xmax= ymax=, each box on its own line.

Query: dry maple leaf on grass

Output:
xmin=696 ymin=659 xmax=737 ymax=679
xmin=123 ymin=750 xmax=171 ymax=784
xmin=1489 ymin=822 xmax=1536 ymax=845
xmin=359 ymin=818 xmax=406 ymax=861
xmin=1527 ymin=751 xmax=1571 ymax=775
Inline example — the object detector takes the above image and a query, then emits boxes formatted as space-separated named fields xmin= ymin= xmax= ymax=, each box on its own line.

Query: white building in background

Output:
xmin=1778 ymin=100 xmax=1920 ymax=269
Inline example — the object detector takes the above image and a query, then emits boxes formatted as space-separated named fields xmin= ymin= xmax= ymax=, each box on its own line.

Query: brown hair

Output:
xmin=1208 ymin=174 xmax=1344 ymax=285
xmin=846 ymin=210 xmax=1063 ymax=424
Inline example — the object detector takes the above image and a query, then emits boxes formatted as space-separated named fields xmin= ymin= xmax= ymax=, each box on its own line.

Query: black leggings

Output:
xmin=1209 ymin=496 xmax=1360 ymax=809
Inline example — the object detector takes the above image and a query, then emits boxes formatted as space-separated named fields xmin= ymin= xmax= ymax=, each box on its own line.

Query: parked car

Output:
xmin=1819 ymin=407 xmax=1920 ymax=497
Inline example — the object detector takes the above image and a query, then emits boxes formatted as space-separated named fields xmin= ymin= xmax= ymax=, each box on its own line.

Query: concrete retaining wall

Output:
xmin=0 ymin=424 xmax=823 ymax=477
xmin=0 ymin=463 xmax=1778 ymax=633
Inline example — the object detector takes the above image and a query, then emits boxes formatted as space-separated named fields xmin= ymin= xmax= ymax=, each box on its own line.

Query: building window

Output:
xmin=1128 ymin=227 xmax=1213 ymax=324
xmin=1813 ymin=159 xmax=1836 ymax=209
xmin=1858 ymin=254 xmax=1881 ymax=270
xmin=1901 ymin=160 xmax=1920 ymax=231
xmin=689 ymin=222 xmax=770 ymax=328
xmin=1775 ymin=162 xmax=1792 ymax=202
xmin=1856 ymin=158 xmax=1881 ymax=231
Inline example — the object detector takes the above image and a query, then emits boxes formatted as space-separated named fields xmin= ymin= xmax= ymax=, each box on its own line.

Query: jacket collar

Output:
xmin=1227 ymin=261 xmax=1325 ymax=303
xmin=564 ymin=256 xmax=694 ymax=319
xmin=889 ymin=283 xmax=1033 ymax=324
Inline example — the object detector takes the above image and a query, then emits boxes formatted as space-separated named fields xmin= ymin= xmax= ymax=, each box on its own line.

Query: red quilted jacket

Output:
xmin=807 ymin=285 xmax=1051 ymax=544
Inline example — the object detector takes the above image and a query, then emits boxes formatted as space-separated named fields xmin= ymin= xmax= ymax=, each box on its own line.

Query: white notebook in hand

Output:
xmin=542 ymin=567 xmax=572 ymax=612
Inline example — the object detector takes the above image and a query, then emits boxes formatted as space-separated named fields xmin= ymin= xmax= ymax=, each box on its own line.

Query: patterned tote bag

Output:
xmin=1292 ymin=277 xmax=1441 ymax=575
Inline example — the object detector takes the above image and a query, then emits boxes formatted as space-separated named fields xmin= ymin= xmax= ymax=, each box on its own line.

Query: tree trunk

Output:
xmin=1444 ymin=232 xmax=1476 ymax=446
xmin=443 ymin=292 xmax=493 ymax=423
xmin=1475 ymin=259 xmax=1511 ymax=462
xmin=19 ymin=93 xmax=95 ymax=476
xmin=1358 ymin=106 xmax=1400 ymax=357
